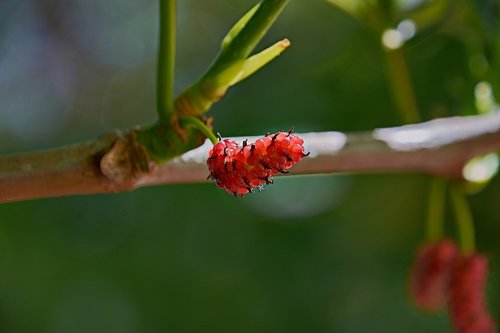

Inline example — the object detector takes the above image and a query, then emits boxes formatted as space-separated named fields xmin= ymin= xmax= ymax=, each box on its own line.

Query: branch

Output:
xmin=1 ymin=111 xmax=500 ymax=203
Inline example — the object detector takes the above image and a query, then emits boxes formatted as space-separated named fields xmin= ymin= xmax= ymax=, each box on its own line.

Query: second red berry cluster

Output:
xmin=410 ymin=240 xmax=496 ymax=333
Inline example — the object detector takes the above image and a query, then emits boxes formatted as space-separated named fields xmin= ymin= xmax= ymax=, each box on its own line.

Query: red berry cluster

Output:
xmin=448 ymin=254 xmax=496 ymax=333
xmin=410 ymin=239 xmax=458 ymax=311
xmin=207 ymin=131 xmax=307 ymax=196
xmin=410 ymin=239 xmax=496 ymax=333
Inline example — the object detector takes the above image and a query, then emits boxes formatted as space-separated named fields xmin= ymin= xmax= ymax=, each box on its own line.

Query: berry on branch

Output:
xmin=207 ymin=131 xmax=308 ymax=196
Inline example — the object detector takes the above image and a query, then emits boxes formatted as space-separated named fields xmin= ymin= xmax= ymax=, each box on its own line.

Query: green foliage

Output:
xmin=221 ymin=3 xmax=261 ymax=49
xmin=174 ymin=0 xmax=290 ymax=118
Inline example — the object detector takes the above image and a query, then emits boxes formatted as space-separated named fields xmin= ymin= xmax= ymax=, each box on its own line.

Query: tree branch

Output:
xmin=1 ymin=111 xmax=500 ymax=203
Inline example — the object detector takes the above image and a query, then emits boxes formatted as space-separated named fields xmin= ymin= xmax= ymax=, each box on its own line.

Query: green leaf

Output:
xmin=221 ymin=2 xmax=261 ymax=49
xmin=174 ymin=0 xmax=290 ymax=117
xmin=209 ymin=0 xmax=289 ymax=75
xmin=208 ymin=60 xmax=246 ymax=96
xmin=230 ymin=38 xmax=291 ymax=85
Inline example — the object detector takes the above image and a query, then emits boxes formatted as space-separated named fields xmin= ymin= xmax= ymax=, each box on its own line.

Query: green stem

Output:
xmin=180 ymin=117 xmax=218 ymax=144
xmin=157 ymin=0 xmax=176 ymax=123
xmin=426 ymin=178 xmax=446 ymax=242
xmin=384 ymin=48 xmax=420 ymax=124
xmin=450 ymin=185 xmax=476 ymax=254
xmin=205 ymin=0 xmax=289 ymax=80
xmin=173 ymin=0 xmax=290 ymax=118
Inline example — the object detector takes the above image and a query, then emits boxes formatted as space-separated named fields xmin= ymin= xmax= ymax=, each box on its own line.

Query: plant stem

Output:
xmin=2 ymin=112 xmax=500 ymax=203
xmin=157 ymin=0 xmax=176 ymax=123
xmin=205 ymin=0 xmax=289 ymax=80
xmin=426 ymin=177 xmax=446 ymax=242
xmin=180 ymin=117 xmax=218 ymax=144
xmin=450 ymin=185 xmax=476 ymax=254
xmin=173 ymin=0 xmax=290 ymax=118
xmin=384 ymin=48 xmax=420 ymax=124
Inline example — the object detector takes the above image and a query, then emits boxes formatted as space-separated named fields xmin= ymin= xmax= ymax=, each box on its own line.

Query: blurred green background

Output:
xmin=0 ymin=0 xmax=499 ymax=332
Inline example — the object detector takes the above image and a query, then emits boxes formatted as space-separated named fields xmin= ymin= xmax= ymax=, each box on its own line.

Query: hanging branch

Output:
xmin=1 ymin=111 xmax=499 ymax=203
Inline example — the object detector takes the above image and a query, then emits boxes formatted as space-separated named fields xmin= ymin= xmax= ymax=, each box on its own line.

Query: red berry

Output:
xmin=448 ymin=254 xmax=496 ymax=333
xmin=410 ymin=239 xmax=458 ymax=311
xmin=207 ymin=131 xmax=307 ymax=196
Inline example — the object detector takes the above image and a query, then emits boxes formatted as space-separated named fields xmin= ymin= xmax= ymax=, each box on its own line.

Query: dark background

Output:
xmin=0 ymin=1 xmax=499 ymax=332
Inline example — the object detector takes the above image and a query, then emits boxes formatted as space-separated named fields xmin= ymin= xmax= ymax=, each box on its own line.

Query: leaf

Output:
xmin=230 ymin=38 xmax=291 ymax=86
xmin=221 ymin=2 xmax=261 ymax=50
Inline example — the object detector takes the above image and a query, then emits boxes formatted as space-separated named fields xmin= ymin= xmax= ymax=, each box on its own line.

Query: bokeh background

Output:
xmin=1 ymin=0 xmax=499 ymax=332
